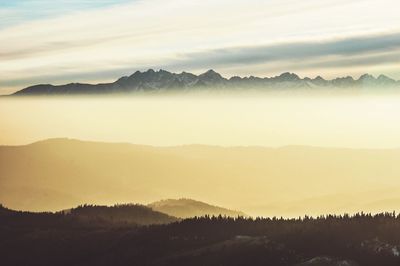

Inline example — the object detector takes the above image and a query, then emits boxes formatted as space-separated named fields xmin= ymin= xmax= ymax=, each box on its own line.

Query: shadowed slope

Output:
xmin=0 ymin=204 xmax=178 ymax=227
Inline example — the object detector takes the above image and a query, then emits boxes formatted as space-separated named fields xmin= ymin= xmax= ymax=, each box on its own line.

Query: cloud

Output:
xmin=170 ymin=32 xmax=400 ymax=67
xmin=164 ymin=32 xmax=400 ymax=70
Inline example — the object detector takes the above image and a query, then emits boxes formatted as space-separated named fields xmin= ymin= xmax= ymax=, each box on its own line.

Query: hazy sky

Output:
xmin=2 ymin=95 xmax=400 ymax=148
xmin=1 ymin=0 xmax=400 ymax=94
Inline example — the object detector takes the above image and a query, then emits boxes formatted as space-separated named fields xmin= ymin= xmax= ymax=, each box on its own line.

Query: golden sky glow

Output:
xmin=2 ymin=1 xmax=400 ymax=216
xmin=1 ymin=94 xmax=400 ymax=148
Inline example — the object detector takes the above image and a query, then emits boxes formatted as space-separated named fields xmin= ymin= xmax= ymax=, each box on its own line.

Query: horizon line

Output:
xmin=3 ymin=137 xmax=400 ymax=151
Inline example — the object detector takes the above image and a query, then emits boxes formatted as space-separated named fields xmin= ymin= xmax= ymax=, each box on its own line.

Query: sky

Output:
xmin=1 ymin=0 xmax=400 ymax=94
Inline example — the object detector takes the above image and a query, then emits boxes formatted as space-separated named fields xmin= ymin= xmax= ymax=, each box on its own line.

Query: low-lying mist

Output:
xmin=2 ymin=90 xmax=400 ymax=217
xmin=1 ymin=91 xmax=400 ymax=148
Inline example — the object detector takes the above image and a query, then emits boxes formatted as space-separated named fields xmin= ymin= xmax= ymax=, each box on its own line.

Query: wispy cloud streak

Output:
xmin=0 ymin=0 xmax=134 ymax=28
xmin=164 ymin=32 xmax=400 ymax=72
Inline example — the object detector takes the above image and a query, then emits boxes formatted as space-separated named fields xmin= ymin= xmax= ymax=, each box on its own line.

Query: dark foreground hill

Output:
xmin=148 ymin=198 xmax=247 ymax=218
xmin=0 ymin=204 xmax=177 ymax=228
xmin=11 ymin=69 xmax=400 ymax=95
xmin=64 ymin=204 xmax=178 ymax=225
xmin=1 ymin=205 xmax=400 ymax=266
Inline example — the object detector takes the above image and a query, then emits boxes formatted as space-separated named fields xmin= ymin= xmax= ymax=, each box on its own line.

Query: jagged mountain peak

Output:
xmin=342 ymin=76 xmax=354 ymax=80
xmin=203 ymin=69 xmax=218 ymax=75
xmin=377 ymin=74 xmax=395 ymax=82
xmin=314 ymin=75 xmax=325 ymax=81
xmin=199 ymin=69 xmax=225 ymax=79
xmin=359 ymin=73 xmax=376 ymax=81
xmin=129 ymin=70 xmax=142 ymax=77
xmin=276 ymin=72 xmax=300 ymax=81
xmin=229 ymin=76 xmax=243 ymax=81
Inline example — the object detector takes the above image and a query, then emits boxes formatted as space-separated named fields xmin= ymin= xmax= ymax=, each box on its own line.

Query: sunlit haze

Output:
xmin=1 ymin=94 xmax=400 ymax=148
xmin=2 ymin=0 xmax=400 ymax=222
xmin=4 ymin=2 xmax=400 ymax=265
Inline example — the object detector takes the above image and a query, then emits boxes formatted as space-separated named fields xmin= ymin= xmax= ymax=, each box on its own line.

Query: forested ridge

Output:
xmin=1 ymin=204 xmax=400 ymax=265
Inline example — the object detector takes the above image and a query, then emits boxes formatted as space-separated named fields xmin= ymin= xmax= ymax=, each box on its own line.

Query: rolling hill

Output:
xmin=2 ymin=138 xmax=400 ymax=216
xmin=65 ymin=204 xmax=178 ymax=226
xmin=148 ymin=198 xmax=247 ymax=218
xmin=0 ymin=203 xmax=177 ymax=227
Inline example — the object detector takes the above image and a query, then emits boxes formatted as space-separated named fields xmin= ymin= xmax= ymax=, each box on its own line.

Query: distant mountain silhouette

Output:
xmin=11 ymin=69 xmax=400 ymax=95
xmin=148 ymin=198 xmax=247 ymax=218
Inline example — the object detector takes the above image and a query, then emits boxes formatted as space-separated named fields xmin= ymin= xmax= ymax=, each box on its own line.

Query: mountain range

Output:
xmin=12 ymin=69 xmax=400 ymax=95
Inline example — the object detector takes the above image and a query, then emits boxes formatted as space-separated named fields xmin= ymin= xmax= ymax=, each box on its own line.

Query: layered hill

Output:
xmin=148 ymin=198 xmax=247 ymax=218
xmin=12 ymin=69 xmax=400 ymax=95
xmin=2 ymin=139 xmax=400 ymax=216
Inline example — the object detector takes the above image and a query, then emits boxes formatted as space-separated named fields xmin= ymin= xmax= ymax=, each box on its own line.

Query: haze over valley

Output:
xmin=1 ymin=138 xmax=400 ymax=217
xmin=2 ymin=1 xmax=400 ymax=265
